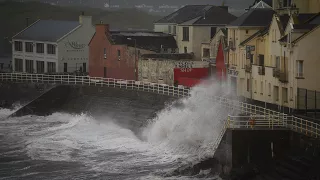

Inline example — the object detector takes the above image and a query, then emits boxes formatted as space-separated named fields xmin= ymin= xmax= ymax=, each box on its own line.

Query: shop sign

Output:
xmin=228 ymin=68 xmax=238 ymax=77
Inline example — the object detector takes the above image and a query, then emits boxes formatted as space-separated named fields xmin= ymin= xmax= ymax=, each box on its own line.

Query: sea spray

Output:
xmin=142 ymin=78 xmax=238 ymax=161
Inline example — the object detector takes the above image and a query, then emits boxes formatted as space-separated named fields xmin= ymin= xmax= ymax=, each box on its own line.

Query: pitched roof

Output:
xmin=109 ymin=31 xmax=177 ymax=52
xmin=308 ymin=13 xmax=320 ymax=25
xmin=292 ymin=13 xmax=318 ymax=24
xmin=292 ymin=25 xmax=320 ymax=44
xmin=189 ymin=6 xmax=236 ymax=25
xmin=13 ymin=20 xmax=80 ymax=42
xmin=279 ymin=14 xmax=290 ymax=30
xmin=278 ymin=34 xmax=288 ymax=43
xmin=141 ymin=53 xmax=194 ymax=60
xmin=251 ymin=0 xmax=272 ymax=9
xmin=228 ymin=8 xmax=275 ymax=27
xmin=293 ymin=24 xmax=318 ymax=30
xmin=154 ymin=5 xmax=236 ymax=25
xmin=239 ymin=26 xmax=269 ymax=46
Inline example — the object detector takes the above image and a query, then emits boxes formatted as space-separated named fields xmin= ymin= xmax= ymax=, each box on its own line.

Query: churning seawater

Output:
xmin=0 ymin=81 xmax=234 ymax=180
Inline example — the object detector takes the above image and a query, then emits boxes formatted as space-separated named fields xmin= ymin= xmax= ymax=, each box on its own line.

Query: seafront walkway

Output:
xmin=0 ymin=73 xmax=319 ymax=151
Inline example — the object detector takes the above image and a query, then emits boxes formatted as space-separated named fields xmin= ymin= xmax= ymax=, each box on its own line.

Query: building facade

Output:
xmin=154 ymin=5 xmax=236 ymax=60
xmin=89 ymin=24 xmax=177 ymax=80
xmin=12 ymin=15 xmax=95 ymax=74
xmin=138 ymin=54 xmax=209 ymax=86
xmin=226 ymin=6 xmax=275 ymax=98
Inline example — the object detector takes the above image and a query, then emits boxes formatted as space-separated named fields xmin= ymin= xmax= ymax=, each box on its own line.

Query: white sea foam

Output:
xmin=0 ymin=78 xmax=236 ymax=179
xmin=142 ymin=78 xmax=236 ymax=161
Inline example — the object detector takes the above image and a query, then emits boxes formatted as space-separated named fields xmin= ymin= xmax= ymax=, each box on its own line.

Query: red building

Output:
xmin=89 ymin=24 xmax=177 ymax=80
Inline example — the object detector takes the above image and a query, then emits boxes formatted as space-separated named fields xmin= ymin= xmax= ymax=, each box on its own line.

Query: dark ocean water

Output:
xmin=0 ymin=84 xmax=232 ymax=180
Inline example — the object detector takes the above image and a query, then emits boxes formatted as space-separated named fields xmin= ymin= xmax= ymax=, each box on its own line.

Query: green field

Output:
xmin=0 ymin=1 xmax=162 ymax=55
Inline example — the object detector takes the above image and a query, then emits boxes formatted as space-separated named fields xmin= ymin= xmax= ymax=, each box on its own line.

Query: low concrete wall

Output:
xmin=0 ymin=82 xmax=53 ymax=108
xmin=11 ymin=85 xmax=176 ymax=119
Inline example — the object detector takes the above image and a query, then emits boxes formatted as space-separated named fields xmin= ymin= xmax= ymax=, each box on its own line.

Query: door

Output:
xmin=83 ymin=63 xmax=86 ymax=73
xmin=64 ymin=63 xmax=67 ymax=72
xmin=103 ymin=67 xmax=107 ymax=78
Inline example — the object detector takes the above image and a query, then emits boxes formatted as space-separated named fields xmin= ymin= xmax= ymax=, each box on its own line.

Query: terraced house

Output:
xmin=227 ymin=0 xmax=320 ymax=118
xmin=12 ymin=14 xmax=95 ymax=74
xmin=154 ymin=5 xmax=236 ymax=60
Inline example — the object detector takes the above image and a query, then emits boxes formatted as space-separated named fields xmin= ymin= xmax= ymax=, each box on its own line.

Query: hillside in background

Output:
xmin=0 ymin=1 xmax=162 ymax=55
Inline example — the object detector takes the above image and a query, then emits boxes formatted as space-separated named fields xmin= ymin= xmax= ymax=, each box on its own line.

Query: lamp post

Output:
xmin=127 ymin=37 xmax=137 ymax=80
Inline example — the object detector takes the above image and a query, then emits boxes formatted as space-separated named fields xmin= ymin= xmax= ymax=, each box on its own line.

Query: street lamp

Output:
xmin=127 ymin=37 xmax=137 ymax=80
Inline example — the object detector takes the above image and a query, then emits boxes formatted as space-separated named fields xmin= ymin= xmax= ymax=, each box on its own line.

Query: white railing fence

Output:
xmin=0 ymin=73 xmax=190 ymax=97
xmin=227 ymin=115 xmax=319 ymax=138
xmin=0 ymin=73 xmax=319 ymax=138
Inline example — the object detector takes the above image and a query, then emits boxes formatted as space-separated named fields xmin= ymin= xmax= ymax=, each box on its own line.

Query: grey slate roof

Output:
xmin=279 ymin=14 xmax=290 ymax=30
xmin=292 ymin=13 xmax=317 ymax=24
xmin=228 ymin=8 xmax=275 ymax=27
xmin=154 ymin=5 xmax=236 ymax=25
xmin=13 ymin=20 xmax=80 ymax=42
xmin=308 ymin=14 xmax=320 ymax=25
xmin=109 ymin=31 xmax=177 ymax=53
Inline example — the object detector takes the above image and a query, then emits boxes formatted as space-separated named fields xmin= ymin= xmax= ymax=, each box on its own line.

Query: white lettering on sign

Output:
xmin=180 ymin=68 xmax=192 ymax=72
xmin=174 ymin=61 xmax=194 ymax=69
xmin=228 ymin=69 xmax=239 ymax=77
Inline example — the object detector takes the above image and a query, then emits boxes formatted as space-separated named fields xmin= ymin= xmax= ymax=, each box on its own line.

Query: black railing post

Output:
xmin=305 ymin=89 xmax=308 ymax=116
xmin=315 ymin=90 xmax=317 ymax=118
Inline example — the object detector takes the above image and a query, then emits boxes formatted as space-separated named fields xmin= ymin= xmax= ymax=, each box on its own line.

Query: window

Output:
xmin=14 ymin=58 xmax=23 ymax=72
xmin=14 ymin=41 xmax=22 ymax=51
xmin=173 ymin=26 xmax=176 ymax=35
xmin=254 ymin=80 xmax=257 ymax=93
xmin=117 ymin=50 xmax=121 ymax=60
xmin=36 ymin=61 xmax=44 ymax=73
xmin=47 ymin=44 xmax=56 ymax=54
xmin=268 ymin=83 xmax=271 ymax=96
xmin=25 ymin=42 xmax=33 ymax=52
xmin=276 ymin=56 xmax=280 ymax=69
xmin=203 ymin=48 xmax=210 ymax=58
xmin=47 ymin=62 xmax=56 ymax=73
xmin=258 ymin=54 xmax=264 ymax=66
xmin=210 ymin=27 xmax=216 ymax=39
xmin=184 ymin=47 xmax=187 ymax=53
xmin=182 ymin=27 xmax=189 ymax=41
xmin=261 ymin=81 xmax=263 ymax=95
xmin=163 ymin=48 xmax=168 ymax=53
xmin=168 ymin=25 xmax=172 ymax=34
xmin=290 ymin=87 xmax=293 ymax=100
xmin=25 ymin=60 xmax=34 ymax=73
xmin=296 ymin=60 xmax=303 ymax=77
xmin=274 ymin=86 xmax=279 ymax=101
xmin=64 ymin=63 xmax=67 ymax=72
xmin=246 ymin=29 xmax=249 ymax=34
xmin=247 ymin=79 xmax=250 ymax=92
xmin=104 ymin=67 xmax=107 ymax=78
xmin=83 ymin=63 xmax=86 ymax=73
xmin=282 ymin=87 xmax=288 ymax=103
xmin=36 ymin=43 xmax=44 ymax=54
xmin=103 ymin=48 xmax=107 ymax=59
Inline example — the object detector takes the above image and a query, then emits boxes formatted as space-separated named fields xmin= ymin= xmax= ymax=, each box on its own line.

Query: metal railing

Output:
xmin=227 ymin=115 xmax=319 ymax=138
xmin=0 ymin=73 xmax=319 ymax=138
xmin=0 ymin=73 xmax=191 ymax=97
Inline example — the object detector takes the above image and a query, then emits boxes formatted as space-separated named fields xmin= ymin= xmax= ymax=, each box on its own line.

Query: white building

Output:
xmin=12 ymin=15 xmax=95 ymax=74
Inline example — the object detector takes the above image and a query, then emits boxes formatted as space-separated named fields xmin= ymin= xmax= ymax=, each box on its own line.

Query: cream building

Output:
xmin=12 ymin=15 xmax=95 ymax=73
xmin=154 ymin=5 xmax=236 ymax=60
xmin=201 ymin=28 xmax=227 ymax=62
xmin=230 ymin=0 xmax=320 ymax=113
xmin=226 ymin=3 xmax=275 ymax=97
